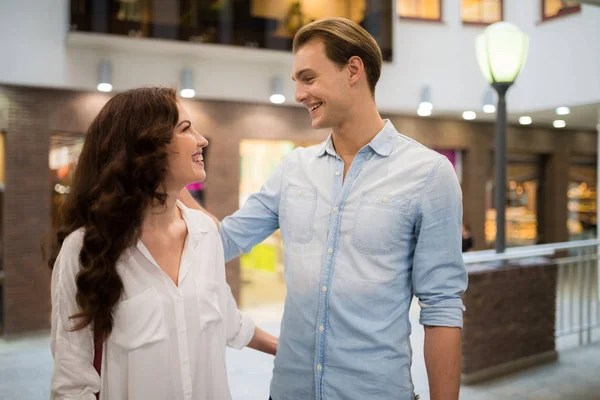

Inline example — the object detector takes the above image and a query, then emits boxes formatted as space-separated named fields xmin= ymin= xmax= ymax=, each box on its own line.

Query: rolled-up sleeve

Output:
xmin=50 ymin=232 xmax=100 ymax=399
xmin=223 ymin=284 xmax=256 ymax=349
xmin=220 ymin=154 xmax=287 ymax=262
xmin=412 ymin=157 xmax=468 ymax=328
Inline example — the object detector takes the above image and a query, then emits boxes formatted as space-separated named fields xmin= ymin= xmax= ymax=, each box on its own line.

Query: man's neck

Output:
xmin=330 ymin=102 xmax=385 ymax=163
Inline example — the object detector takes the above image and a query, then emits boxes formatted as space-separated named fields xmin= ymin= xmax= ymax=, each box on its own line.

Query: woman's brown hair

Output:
xmin=47 ymin=87 xmax=179 ymax=341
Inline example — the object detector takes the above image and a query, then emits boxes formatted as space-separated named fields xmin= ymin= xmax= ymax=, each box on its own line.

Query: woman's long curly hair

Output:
xmin=47 ymin=87 xmax=179 ymax=341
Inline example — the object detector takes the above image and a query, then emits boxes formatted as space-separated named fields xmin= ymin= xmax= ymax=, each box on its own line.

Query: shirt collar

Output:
xmin=135 ymin=200 xmax=210 ymax=256
xmin=315 ymin=119 xmax=397 ymax=158
xmin=176 ymin=200 xmax=211 ymax=246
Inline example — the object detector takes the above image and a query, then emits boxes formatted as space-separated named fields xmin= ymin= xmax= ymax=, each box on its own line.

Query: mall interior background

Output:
xmin=0 ymin=0 xmax=599 ymax=347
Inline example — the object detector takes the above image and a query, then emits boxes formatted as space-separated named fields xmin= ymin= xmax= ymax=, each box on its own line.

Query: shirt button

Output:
xmin=327 ymin=248 xmax=333 ymax=254
xmin=335 ymin=171 xmax=341 ymax=176
xmin=382 ymin=197 xmax=389 ymax=203
xmin=319 ymin=325 xmax=324 ymax=332
xmin=333 ymin=207 xmax=339 ymax=213
xmin=322 ymin=286 xmax=328 ymax=292
xmin=297 ymin=190 xmax=302 ymax=195
xmin=317 ymin=364 xmax=323 ymax=371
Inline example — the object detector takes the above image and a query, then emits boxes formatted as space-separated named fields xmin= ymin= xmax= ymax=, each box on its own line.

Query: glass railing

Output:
xmin=69 ymin=0 xmax=393 ymax=61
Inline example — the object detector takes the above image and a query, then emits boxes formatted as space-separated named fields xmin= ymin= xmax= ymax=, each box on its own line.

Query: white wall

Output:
xmin=0 ymin=0 xmax=598 ymax=115
xmin=506 ymin=2 xmax=600 ymax=111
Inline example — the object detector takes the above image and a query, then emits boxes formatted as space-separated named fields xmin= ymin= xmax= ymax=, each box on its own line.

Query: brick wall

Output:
xmin=462 ymin=262 xmax=558 ymax=381
xmin=2 ymin=87 xmax=53 ymax=335
xmin=0 ymin=84 xmax=596 ymax=335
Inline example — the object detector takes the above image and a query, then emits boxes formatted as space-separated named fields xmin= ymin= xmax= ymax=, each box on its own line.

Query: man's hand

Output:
xmin=424 ymin=326 xmax=461 ymax=400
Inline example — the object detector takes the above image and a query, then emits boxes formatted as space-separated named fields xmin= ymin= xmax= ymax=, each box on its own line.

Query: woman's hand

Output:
xmin=247 ymin=326 xmax=278 ymax=356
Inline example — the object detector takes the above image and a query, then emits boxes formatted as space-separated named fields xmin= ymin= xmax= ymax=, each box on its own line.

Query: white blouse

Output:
xmin=50 ymin=201 xmax=255 ymax=400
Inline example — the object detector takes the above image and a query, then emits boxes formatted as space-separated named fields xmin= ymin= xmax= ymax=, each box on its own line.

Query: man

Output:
xmin=181 ymin=17 xmax=467 ymax=400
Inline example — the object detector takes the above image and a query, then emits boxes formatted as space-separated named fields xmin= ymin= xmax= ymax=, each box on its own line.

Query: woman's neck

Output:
xmin=142 ymin=189 xmax=182 ymax=233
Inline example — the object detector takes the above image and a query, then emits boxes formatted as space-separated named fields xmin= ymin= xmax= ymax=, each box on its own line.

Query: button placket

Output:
xmin=175 ymin=291 xmax=193 ymax=399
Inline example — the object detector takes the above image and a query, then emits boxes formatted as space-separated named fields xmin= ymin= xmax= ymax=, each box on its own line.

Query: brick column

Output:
xmin=2 ymin=87 xmax=52 ymax=336
xmin=461 ymin=261 xmax=558 ymax=383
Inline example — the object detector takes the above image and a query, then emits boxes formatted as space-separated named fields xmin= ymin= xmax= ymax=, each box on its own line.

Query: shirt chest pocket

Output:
xmin=109 ymin=286 xmax=168 ymax=350
xmin=194 ymin=278 xmax=223 ymax=331
xmin=351 ymin=193 xmax=411 ymax=255
xmin=283 ymin=185 xmax=317 ymax=244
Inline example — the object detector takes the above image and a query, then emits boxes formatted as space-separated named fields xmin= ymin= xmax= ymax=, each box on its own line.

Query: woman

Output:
xmin=48 ymin=87 xmax=277 ymax=400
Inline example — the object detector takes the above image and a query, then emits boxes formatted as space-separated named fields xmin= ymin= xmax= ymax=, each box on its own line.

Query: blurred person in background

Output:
xmin=462 ymin=223 xmax=474 ymax=252
xmin=47 ymin=87 xmax=277 ymax=400
xmin=181 ymin=17 xmax=467 ymax=400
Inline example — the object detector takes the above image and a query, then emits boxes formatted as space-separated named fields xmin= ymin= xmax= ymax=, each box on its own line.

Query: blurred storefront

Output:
xmin=567 ymin=159 xmax=597 ymax=240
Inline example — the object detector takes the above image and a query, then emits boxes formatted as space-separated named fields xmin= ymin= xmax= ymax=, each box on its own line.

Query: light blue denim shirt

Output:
xmin=220 ymin=120 xmax=468 ymax=400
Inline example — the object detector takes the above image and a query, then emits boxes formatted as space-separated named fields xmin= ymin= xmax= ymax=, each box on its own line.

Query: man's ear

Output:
xmin=347 ymin=56 xmax=364 ymax=87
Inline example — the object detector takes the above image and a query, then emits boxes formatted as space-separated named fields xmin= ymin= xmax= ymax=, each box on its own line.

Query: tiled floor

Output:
xmin=2 ymin=301 xmax=599 ymax=400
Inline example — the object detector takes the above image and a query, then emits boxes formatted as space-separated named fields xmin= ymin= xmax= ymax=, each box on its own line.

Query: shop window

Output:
xmin=70 ymin=1 xmax=394 ymax=61
xmin=461 ymin=0 xmax=502 ymax=24
xmin=49 ymin=134 xmax=84 ymax=231
xmin=397 ymin=0 xmax=442 ymax=21
xmin=485 ymin=158 xmax=540 ymax=248
xmin=238 ymin=139 xmax=295 ymax=308
xmin=542 ymin=0 xmax=580 ymax=21
xmin=568 ymin=163 xmax=597 ymax=240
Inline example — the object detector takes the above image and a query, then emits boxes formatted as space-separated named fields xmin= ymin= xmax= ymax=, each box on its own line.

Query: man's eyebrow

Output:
xmin=292 ymin=68 xmax=313 ymax=81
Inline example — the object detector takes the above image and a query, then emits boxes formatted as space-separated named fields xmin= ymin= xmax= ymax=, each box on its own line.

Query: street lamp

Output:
xmin=476 ymin=22 xmax=529 ymax=253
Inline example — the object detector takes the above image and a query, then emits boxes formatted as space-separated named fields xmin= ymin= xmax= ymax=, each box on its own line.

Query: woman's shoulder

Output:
xmin=177 ymin=202 xmax=219 ymax=234
xmin=61 ymin=228 xmax=86 ymax=254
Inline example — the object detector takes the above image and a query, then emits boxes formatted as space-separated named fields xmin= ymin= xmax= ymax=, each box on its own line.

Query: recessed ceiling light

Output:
xmin=555 ymin=106 xmax=570 ymax=116
xmin=553 ymin=120 xmax=566 ymax=128
xmin=180 ymin=88 xmax=196 ymax=98
xmin=269 ymin=94 xmax=285 ymax=104
xmin=96 ymin=83 xmax=112 ymax=93
xmin=462 ymin=111 xmax=477 ymax=120
xmin=483 ymin=104 xmax=496 ymax=113
xmin=417 ymin=107 xmax=432 ymax=117
xmin=519 ymin=116 xmax=532 ymax=125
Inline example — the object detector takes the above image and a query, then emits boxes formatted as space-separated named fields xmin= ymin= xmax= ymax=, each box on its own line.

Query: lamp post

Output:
xmin=476 ymin=22 xmax=529 ymax=253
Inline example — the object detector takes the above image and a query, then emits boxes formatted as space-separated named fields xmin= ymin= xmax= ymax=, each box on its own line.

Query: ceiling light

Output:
xmin=417 ymin=107 xmax=432 ymax=117
xmin=555 ymin=106 xmax=570 ymax=115
xmin=462 ymin=111 xmax=477 ymax=120
xmin=482 ymin=88 xmax=495 ymax=113
xmin=519 ymin=116 xmax=532 ymax=125
xmin=553 ymin=120 xmax=566 ymax=128
xmin=419 ymin=86 xmax=433 ymax=111
xmin=97 ymin=61 xmax=112 ymax=92
xmin=483 ymin=104 xmax=496 ymax=113
xmin=179 ymin=68 xmax=196 ymax=98
xmin=270 ymin=75 xmax=285 ymax=104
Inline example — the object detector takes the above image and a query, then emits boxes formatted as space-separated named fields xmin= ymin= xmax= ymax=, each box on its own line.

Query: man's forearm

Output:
xmin=424 ymin=326 xmax=461 ymax=400
xmin=179 ymin=188 xmax=220 ymax=227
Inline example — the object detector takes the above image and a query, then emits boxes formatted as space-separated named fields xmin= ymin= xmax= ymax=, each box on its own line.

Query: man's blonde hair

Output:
xmin=293 ymin=17 xmax=383 ymax=95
